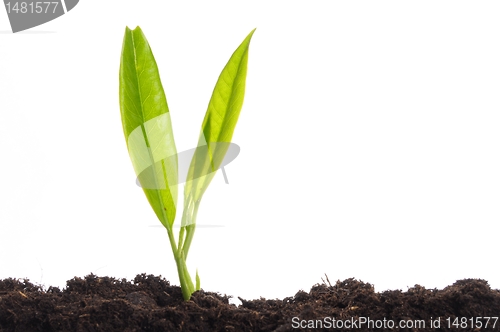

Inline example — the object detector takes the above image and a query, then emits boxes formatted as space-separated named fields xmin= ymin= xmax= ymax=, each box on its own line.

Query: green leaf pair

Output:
xmin=119 ymin=27 xmax=255 ymax=300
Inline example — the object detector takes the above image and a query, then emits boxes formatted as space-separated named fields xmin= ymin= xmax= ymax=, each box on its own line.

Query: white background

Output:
xmin=1 ymin=1 xmax=500 ymax=304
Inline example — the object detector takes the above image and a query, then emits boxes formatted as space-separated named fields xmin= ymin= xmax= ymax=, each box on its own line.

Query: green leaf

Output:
xmin=119 ymin=26 xmax=178 ymax=229
xmin=184 ymin=29 xmax=255 ymax=207
xmin=180 ymin=29 xmax=255 ymax=257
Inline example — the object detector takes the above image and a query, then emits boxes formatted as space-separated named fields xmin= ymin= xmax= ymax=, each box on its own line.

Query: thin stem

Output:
xmin=165 ymin=225 xmax=193 ymax=300
xmin=181 ymin=200 xmax=200 ymax=260
xmin=177 ymin=195 xmax=192 ymax=256
xmin=177 ymin=226 xmax=185 ymax=255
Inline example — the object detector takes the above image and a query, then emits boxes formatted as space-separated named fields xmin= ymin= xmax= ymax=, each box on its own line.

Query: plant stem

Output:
xmin=181 ymin=200 xmax=200 ymax=259
xmin=165 ymin=226 xmax=194 ymax=300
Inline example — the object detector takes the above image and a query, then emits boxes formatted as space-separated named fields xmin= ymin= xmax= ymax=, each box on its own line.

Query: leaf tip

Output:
xmin=248 ymin=28 xmax=257 ymax=40
xmin=124 ymin=26 xmax=143 ymax=35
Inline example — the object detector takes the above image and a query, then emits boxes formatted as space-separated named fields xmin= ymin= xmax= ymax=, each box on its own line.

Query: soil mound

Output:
xmin=1 ymin=274 xmax=499 ymax=331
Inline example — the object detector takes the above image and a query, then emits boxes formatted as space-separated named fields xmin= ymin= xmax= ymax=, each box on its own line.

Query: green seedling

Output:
xmin=119 ymin=27 xmax=255 ymax=300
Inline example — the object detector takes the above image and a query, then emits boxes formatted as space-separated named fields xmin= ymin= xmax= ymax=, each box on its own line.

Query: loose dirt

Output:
xmin=1 ymin=274 xmax=499 ymax=331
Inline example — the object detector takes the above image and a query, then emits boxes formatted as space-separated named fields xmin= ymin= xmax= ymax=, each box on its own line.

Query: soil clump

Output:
xmin=1 ymin=274 xmax=499 ymax=331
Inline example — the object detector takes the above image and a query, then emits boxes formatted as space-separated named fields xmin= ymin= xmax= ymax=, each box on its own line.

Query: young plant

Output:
xmin=119 ymin=27 xmax=254 ymax=300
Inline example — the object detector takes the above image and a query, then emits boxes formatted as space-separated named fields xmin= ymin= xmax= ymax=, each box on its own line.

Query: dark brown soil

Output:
xmin=1 ymin=274 xmax=499 ymax=331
